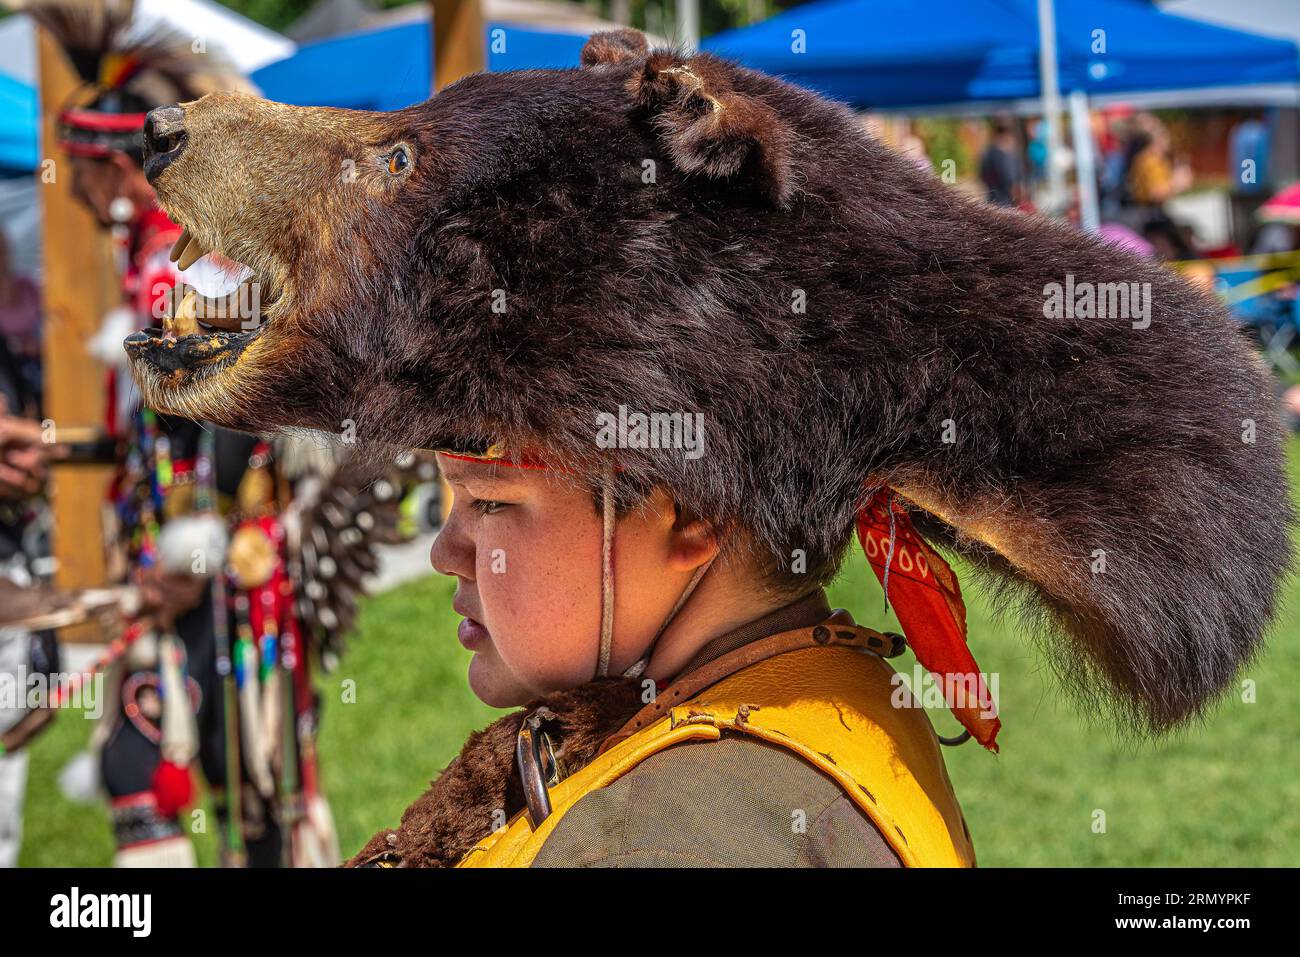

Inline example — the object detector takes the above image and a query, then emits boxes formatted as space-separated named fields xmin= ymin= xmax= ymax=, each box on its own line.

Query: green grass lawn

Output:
xmin=18 ymin=439 xmax=1300 ymax=867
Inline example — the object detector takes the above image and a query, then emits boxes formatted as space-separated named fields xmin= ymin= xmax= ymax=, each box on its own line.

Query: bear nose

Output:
xmin=143 ymin=106 xmax=187 ymax=181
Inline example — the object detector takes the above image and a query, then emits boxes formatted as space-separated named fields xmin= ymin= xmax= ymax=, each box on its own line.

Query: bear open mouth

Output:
xmin=123 ymin=223 xmax=284 ymax=378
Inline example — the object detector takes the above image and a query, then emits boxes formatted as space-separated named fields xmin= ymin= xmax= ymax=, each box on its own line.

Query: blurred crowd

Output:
xmin=970 ymin=106 xmax=1300 ymax=430
xmin=888 ymin=104 xmax=1300 ymax=426
xmin=966 ymin=106 xmax=1300 ymax=262
xmin=975 ymin=108 xmax=1204 ymax=258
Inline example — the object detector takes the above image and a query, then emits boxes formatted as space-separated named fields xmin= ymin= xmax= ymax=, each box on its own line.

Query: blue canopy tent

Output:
xmin=1049 ymin=0 xmax=1299 ymax=97
xmin=702 ymin=0 xmax=1300 ymax=110
xmin=486 ymin=22 xmax=589 ymax=72
xmin=0 ymin=72 xmax=38 ymax=174
xmin=251 ymin=19 xmax=594 ymax=112
xmin=252 ymin=21 xmax=430 ymax=110
xmin=704 ymin=0 xmax=1031 ymax=108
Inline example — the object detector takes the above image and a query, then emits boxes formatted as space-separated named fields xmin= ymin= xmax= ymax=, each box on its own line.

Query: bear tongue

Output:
xmin=183 ymin=255 xmax=253 ymax=300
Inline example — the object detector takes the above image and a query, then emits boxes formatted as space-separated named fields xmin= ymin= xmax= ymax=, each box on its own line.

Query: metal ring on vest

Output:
xmin=516 ymin=708 xmax=561 ymax=827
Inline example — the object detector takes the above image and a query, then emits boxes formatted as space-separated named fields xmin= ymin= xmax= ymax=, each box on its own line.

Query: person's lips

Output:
xmin=457 ymin=616 xmax=490 ymax=650
xmin=453 ymin=597 xmax=489 ymax=650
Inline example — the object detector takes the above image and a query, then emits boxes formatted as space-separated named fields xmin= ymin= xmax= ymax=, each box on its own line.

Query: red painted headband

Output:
xmin=437 ymin=450 xmax=552 ymax=472
xmin=435 ymin=442 xmax=622 ymax=476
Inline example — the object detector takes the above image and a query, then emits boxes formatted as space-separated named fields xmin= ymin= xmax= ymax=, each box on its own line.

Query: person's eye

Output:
xmin=469 ymin=498 xmax=508 ymax=515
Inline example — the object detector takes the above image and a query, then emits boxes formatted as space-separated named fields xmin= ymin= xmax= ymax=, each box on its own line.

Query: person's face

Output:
xmin=69 ymin=154 xmax=127 ymax=228
xmin=430 ymin=454 xmax=707 ymax=707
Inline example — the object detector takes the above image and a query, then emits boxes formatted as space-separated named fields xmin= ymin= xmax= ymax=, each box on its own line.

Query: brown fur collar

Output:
xmin=346 ymin=677 xmax=644 ymax=867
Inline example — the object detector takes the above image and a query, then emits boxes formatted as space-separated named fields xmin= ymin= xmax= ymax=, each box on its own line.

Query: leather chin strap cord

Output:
xmin=621 ymin=559 xmax=713 ymax=679
xmin=593 ymin=465 xmax=718 ymax=680
xmin=595 ymin=467 xmax=617 ymax=677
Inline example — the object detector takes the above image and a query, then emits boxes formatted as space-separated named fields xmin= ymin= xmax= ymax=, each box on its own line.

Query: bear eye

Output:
xmin=387 ymin=146 xmax=411 ymax=176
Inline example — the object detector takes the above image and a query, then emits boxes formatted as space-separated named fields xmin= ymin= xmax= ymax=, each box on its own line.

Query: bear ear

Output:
xmin=628 ymin=52 xmax=794 ymax=208
xmin=581 ymin=29 xmax=649 ymax=67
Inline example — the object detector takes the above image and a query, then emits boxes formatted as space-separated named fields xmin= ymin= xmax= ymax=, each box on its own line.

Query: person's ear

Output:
xmin=666 ymin=504 xmax=720 ymax=573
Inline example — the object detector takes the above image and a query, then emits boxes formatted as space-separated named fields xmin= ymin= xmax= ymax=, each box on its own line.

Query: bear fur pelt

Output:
xmin=127 ymin=28 xmax=1294 ymax=736
xmin=347 ymin=677 xmax=643 ymax=867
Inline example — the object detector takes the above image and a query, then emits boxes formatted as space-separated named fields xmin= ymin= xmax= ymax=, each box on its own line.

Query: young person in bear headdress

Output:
xmin=120 ymin=25 xmax=1292 ymax=868
xmin=349 ymin=437 xmax=974 ymax=867
xmin=382 ymin=431 xmax=987 ymax=866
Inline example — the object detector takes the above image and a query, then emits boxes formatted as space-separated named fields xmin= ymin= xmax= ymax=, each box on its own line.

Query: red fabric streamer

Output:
xmin=856 ymin=489 xmax=1001 ymax=751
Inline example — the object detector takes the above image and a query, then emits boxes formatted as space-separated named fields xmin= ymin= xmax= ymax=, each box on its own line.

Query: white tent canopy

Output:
xmin=131 ymin=0 xmax=294 ymax=72
xmin=1157 ymin=0 xmax=1300 ymax=105
xmin=0 ymin=0 xmax=295 ymax=86
xmin=1164 ymin=0 xmax=1300 ymax=46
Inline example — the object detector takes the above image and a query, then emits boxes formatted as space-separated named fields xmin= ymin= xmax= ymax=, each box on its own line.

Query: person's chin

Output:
xmin=466 ymin=652 xmax=530 ymax=709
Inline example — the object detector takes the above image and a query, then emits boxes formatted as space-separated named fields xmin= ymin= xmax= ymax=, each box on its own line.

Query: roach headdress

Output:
xmin=15 ymin=0 xmax=243 ymax=159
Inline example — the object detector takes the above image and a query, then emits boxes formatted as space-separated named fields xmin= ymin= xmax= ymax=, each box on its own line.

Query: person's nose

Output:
xmin=143 ymin=106 xmax=188 ymax=181
xmin=430 ymin=516 xmax=475 ymax=580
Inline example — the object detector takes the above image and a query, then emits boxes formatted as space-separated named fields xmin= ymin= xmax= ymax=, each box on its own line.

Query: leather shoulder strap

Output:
xmin=597 ymin=611 xmax=903 ymax=755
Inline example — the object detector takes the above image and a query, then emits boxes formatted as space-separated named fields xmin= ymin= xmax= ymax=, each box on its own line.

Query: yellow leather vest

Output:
xmin=458 ymin=632 xmax=976 ymax=868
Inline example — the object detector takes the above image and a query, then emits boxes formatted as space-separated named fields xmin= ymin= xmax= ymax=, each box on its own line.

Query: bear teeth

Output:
xmin=170 ymin=226 xmax=212 ymax=269
xmin=175 ymin=233 xmax=210 ymax=271
xmin=168 ymin=226 xmax=191 ymax=263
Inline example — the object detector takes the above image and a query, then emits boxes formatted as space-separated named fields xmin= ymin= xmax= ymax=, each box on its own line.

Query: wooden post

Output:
xmin=431 ymin=0 xmax=486 ymax=93
xmin=37 ymin=28 xmax=117 ymax=644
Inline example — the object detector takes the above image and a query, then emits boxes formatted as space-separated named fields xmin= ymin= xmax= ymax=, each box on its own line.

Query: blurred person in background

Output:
xmin=31 ymin=0 xmax=234 ymax=866
xmin=25 ymin=0 xmax=417 ymax=869
xmin=1025 ymin=117 xmax=1048 ymax=195
xmin=1127 ymin=118 xmax=1193 ymax=218
xmin=0 ymin=233 xmax=41 ymax=415
xmin=1096 ymin=105 xmax=1135 ymax=220
xmin=28 ymin=0 xmax=322 ymax=868
xmin=1227 ymin=110 xmax=1273 ymax=247
xmin=979 ymin=117 xmax=1022 ymax=207
xmin=0 ymin=357 xmax=62 ymax=867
